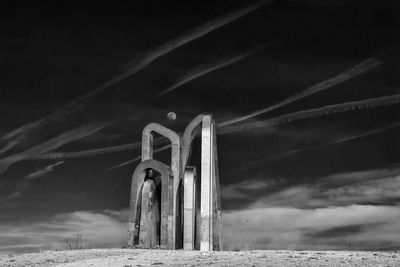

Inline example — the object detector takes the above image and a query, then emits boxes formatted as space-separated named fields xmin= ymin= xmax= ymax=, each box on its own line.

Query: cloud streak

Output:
xmin=33 ymin=142 xmax=142 ymax=160
xmin=220 ymin=93 xmax=400 ymax=134
xmin=108 ymin=144 xmax=172 ymax=170
xmin=219 ymin=57 xmax=384 ymax=127
xmin=272 ymin=121 xmax=400 ymax=160
xmin=120 ymin=0 xmax=272 ymax=74
xmin=0 ymin=123 xmax=108 ymax=176
xmin=156 ymin=41 xmax=278 ymax=97
xmin=26 ymin=161 xmax=64 ymax=179
xmin=221 ymin=179 xmax=275 ymax=200
xmin=30 ymin=137 xmax=168 ymax=161
xmin=239 ymin=120 xmax=400 ymax=172
xmin=0 ymin=140 xmax=18 ymax=156
xmin=3 ymin=161 xmax=64 ymax=202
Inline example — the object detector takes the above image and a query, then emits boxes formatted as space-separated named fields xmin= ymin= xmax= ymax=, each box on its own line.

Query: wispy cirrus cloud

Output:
xmin=107 ymin=144 xmax=172 ymax=170
xmin=220 ymin=93 xmax=400 ymax=134
xmin=219 ymin=57 xmax=384 ymax=127
xmin=221 ymin=179 xmax=276 ymax=200
xmin=3 ymin=161 xmax=64 ymax=202
xmin=0 ymin=140 xmax=19 ymax=156
xmin=0 ymin=123 xmax=108 ymax=176
xmin=119 ymin=0 xmax=272 ymax=75
xmin=25 ymin=161 xmax=64 ymax=179
xmin=28 ymin=136 xmax=169 ymax=162
xmin=156 ymin=41 xmax=279 ymax=97
xmin=32 ymin=142 xmax=143 ymax=160
xmin=237 ymin=120 xmax=400 ymax=172
xmin=1 ymin=0 xmax=272 ymax=150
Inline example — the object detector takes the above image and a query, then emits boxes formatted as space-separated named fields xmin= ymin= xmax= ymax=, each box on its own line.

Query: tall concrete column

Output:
xmin=183 ymin=167 xmax=197 ymax=250
xmin=200 ymin=115 xmax=213 ymax=251
xmin=212 ymin=121 xmax=223 ymax=251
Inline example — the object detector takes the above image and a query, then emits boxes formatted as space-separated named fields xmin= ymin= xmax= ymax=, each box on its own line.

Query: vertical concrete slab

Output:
xmin=139 ymin=180 xmax=154 ymax=248
xmin=212 ymin=121 xmax=223 ymax=251
xmin=209 ymin=119 xmax=215 ymax=249
xmin=150 ymin=180 xmax=161 ymax=248
xmin=181 ymin=114 xmax=206 ymax=251
xmin=200 ymin=115 xmax=213 ymax=251
xmin=184 ymin=167 xmax=197 ymax=250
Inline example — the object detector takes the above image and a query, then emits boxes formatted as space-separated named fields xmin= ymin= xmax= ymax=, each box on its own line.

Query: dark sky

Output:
xmin=1 ymin=0 xmax=400 ymax=253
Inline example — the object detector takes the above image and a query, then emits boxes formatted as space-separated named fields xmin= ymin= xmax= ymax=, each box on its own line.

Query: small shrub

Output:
xmin=347 ymin=241 xmax=363 ymax=251
xmin=65 ymin=234 xmax=88 ymax=250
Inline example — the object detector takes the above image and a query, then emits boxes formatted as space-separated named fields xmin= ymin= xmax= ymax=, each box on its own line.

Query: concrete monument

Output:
xmin=127 ymin=114 xmax=222 ymax=251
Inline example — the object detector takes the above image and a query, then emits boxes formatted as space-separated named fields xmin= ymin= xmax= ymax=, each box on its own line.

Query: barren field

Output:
xmin=1 ymin=249 xmax=400 ymax=267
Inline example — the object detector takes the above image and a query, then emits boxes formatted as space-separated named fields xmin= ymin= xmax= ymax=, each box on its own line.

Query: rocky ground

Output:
xmin=1 ymin=249 xmax=399 ymax=267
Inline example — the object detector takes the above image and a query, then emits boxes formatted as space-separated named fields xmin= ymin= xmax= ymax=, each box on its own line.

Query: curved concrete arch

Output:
xmin=142 ymin=123 xmax=182 ymax=192
xmin=182 ymin=114 xmax=204 ymax=173
xmin=142 ymin=123 xmax=183 ymax=248
xmin=128 ymin=159 xmax=175 ymax=249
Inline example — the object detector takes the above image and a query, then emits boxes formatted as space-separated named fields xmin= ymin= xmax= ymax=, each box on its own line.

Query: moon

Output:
xmin=167 ymin=112 xmax=177 ymax=121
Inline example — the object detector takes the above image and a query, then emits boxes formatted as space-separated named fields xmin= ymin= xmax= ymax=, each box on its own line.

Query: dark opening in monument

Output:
xmin=176 ymin=179 xmax=184 ymax=249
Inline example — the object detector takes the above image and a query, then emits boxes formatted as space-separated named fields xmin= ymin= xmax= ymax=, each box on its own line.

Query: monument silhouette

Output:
xmin=128 ymin=114 xmax=222 ymax=251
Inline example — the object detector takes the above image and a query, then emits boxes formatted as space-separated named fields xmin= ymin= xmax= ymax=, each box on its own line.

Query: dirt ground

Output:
xmin=1 ymin=248 xmax=399 ymax=267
